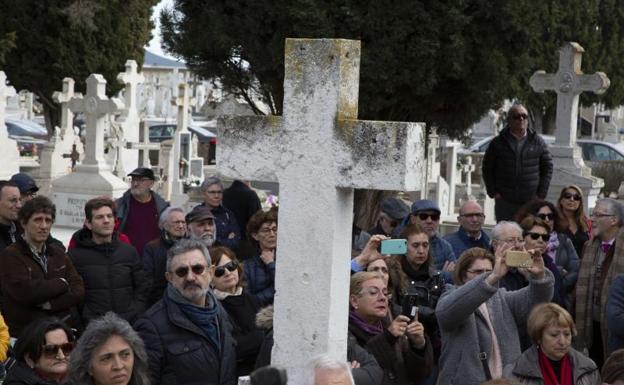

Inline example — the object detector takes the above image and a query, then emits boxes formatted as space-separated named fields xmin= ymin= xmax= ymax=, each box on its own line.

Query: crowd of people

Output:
xmin=0 ymin=102 xmax=623 ymax=385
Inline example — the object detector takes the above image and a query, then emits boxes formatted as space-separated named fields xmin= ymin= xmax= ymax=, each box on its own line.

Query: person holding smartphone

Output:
xmin=348 ymin=271 xmax=433 ymax=385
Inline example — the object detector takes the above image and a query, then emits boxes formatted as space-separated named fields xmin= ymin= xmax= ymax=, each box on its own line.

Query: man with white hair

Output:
xmin=186 ymin=205 xmax=218 ymax=248
xmin=304 ymin=355 xmax=355 ymax=385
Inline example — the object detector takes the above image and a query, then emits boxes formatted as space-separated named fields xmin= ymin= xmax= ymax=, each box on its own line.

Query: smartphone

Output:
xmin=402 ymin=294 xmax=419 ymax=321
xmin=380 ymin=239 xmax=407 ymax=255
xmin=506 ymin=250 xmax=532 ymax=268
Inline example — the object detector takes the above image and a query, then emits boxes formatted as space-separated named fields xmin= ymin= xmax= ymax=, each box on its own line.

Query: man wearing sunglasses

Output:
xmin=368 ymin=197 xmax=410 ymax=238
xmin=135 ymin=239 xmax=236 ymax=385
xmin=482 ymin=103 xmax=553 ymax=221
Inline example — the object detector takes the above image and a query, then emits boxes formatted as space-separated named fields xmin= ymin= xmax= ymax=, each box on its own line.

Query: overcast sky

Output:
xmin=145 ymin=0 xmax=175 ymax=59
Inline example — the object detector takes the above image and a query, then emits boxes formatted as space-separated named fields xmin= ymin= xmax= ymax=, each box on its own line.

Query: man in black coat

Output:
xmin=68 ymin=197 xmax=148 ymax=325
xmin=134 ymin=239 xmax=237 ymax=385
xmin=0 ymin=181 xmax=22 ymax=253
xmin=223 ymin=180 xmax=261 ymax=259
xmin=482 ymin=103 xmax=553 ymax=221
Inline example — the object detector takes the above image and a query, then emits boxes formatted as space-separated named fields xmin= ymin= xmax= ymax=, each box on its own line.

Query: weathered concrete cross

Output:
xmin=218 ymin=38 xmax=424 ymax=383
xmin=530 ymin=42 xmax=610 ymax=148
xmin=68 ymin=74 xmax=123 ymax=171
xmin=53 ymin=77 xmax=78 ymax=138
xmin=117 ymin=60 xmax=144 ymax=113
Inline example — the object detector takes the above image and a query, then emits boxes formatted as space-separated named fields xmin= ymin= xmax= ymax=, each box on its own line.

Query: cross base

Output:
xmin=549 ymin=145 xmax=593 ymax=177
xmin=545 ymin=167 xmax=603 ymax=210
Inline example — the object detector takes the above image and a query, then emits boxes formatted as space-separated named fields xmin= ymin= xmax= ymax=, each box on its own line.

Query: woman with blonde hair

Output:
xmin=503 ymin=303 xmax=600 ymax=385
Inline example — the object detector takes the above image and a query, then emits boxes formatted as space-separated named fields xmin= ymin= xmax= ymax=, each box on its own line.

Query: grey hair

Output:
xmin=491 ymin=221 xmax=523 ymax=242
xmin=201 ymin=176 xmax=222 ymax=191
xmin=596 ymin=198 xmax=624 ymax=226
xmin=66 ymin=312 xmax=150 ymax=385
xmin=165 ymin=238 xmax=212 ymax=272
xmin=158 ymin=206 xmax=185 ymax=230
xmin=302 ymin=354 xmax=354 ymax=385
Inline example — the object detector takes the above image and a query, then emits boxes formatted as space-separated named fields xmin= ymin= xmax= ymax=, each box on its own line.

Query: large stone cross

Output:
xmin=530 ymin=42 xmax=610 ymax=148
xmin=117 ymin=60 xmax=144 ymax=114
xmin=173 ymin=82 xmax=196 ymax=133
xmin=53 ymin=78 xmax=78 ymax=138
xmin=218 ymin=38 xmax=424 ymax=383
xmin=69 ymin=74 xmax=123 ymax=170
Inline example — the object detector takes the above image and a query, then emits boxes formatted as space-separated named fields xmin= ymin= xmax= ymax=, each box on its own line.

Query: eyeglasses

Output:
xmin=174 ymin=264 xmax=208 ymax=278
xmin=381 ymin=216 xmax=399 ymax=227
xmin=536 ymin=213 xmax=554 ymax=221
xmin=512 ymin=113 xmax=528 ymax=121
xmin=368 ymin=266 xmax=389 ymax=274
xmin=131 ymin=177 xmax=151 ymax=183
xmin=417 ymin=213 xmax=440 ymax=221
xmin=592 ymin=212 xmax=614 ymax=218
xmin=467 ymin=269 xmax=492 ymax=275
xmin=359 ymin=287 xmax=389 ymax=298
xmin=206 ymin=190 xmax=223 ymax=195
xmin=42 ymin=342 xmax=74 ymax=358
xmin=460 ymin=213 xmax=485 ymax=219
xmin=524 ymin=232 xmax=549 ymax=242
xmin=502 ymin=238 xmax=525 ymax=245
xmin=259 ymin=226 xmax=278 ymax=235
xmin=214 ymin=261 xmax=239 ymax=277
xmin=563 ymin=192 xmax=581 ymax=202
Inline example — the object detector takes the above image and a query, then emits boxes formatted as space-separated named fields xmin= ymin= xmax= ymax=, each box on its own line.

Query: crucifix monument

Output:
xmin=530 ymin=42 xmax=608 ymax=208
xmin=217 ymin=38 xmax=425 ymax=383
xmin=0 ymin=71 xmax=20 ymax=179
xmin=51 ymin=74 xmax=128 ymax=228
xmin=116 ymin=59 xmax=144 ymax=175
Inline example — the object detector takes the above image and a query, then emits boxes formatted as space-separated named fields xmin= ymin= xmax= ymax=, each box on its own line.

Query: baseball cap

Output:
xmin=128 ymin=167 xmax=155 ymax=180
xmin=411 ymin=199 xmax=441 ymax=215
xmin=10 ymin=173 xmax=39 ymax=194
xmin=185 ymin=206 xmax=215 ymax=224
xmin=381 ymin=197 xmax=410 ymax=220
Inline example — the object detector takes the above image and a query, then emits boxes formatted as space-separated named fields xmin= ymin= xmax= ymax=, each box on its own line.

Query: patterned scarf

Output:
xmin=546 ymin=232 xmax=559 ymax=264
xmin=167 ymin=285 xmax=221 ymax=351
xmin=349 ymin=310 xmax=384 ymax=336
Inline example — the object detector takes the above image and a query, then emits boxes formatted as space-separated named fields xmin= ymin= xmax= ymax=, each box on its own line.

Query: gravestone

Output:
xmin=530 ymin=42 xmax=608 ymax=208
xmin=38 ymin=78 xmax=85 ymax=190
xmin=116 ymin=60 xmax=144 ymax=175
xmin=443 ymin=139 xmax=461 ymax=219
xmin=218 ymin=39 xmax=425 ymax=383
xmin=462 ymin=155 xmax=475 ymax=199
xmin=126 ymin=121 xmax=160 ymax=168
xmin=0 ymin=71 xmax=20 ymax=179
xmin=422 ymin=129 xmax=440 ymax=199
xmin=51 ymin=74 xmax=127 ymax=228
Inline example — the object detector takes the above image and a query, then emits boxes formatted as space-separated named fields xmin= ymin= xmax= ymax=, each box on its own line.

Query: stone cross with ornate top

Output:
xmin=53 ymin=78 xmax=78 ymax=139
xmin=530 ymin=42 xmax=610 ymax=148
xmin=218 ymin=38 xmax=424 ymax=383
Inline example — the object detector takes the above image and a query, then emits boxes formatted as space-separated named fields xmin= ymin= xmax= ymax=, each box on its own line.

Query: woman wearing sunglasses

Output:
xmin=516 ymin=200 xmax=579 ymax=308
xmin=558 ymin=185 xmax=592 ymax=258
xmin=210 ymin=246 xmax=264 ymax=377
xmin=5 ymin=317 xmax=74 ymax=385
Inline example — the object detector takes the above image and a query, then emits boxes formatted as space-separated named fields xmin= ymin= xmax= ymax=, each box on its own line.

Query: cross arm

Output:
xmin=335 ymin=119 xmax=425 ymax=190
xmin=217 ymin=115 xmax=282 ymax=182
xmin=578 ymin=72 xmax=610 ymax=94
xmin=529 ymin=71 xmax=557 ymax=93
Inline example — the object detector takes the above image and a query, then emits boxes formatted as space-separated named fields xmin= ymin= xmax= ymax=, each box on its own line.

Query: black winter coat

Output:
xmin=482 ymin=126 xmax=553 ymax=204
xmin=68 ymin=229 xmax=148 ymax=325
xmin=4 ymin=362 xmax=59 ymax=385
xmin=134 ymin=291 xmax=237 ymax=385
xmin=143 ymin=233 xmax=175 ymax=307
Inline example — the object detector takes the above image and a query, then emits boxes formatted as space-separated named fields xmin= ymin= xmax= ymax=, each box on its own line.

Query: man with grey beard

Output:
xmin=186 ymin=206 xmax=218 ymax=247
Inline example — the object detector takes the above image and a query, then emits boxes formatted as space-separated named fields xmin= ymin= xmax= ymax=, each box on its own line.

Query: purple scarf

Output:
xmin=349 ymin=310 xmax=384 ymax=335
xmin=546 ymin=231 xmax=559 ymax=264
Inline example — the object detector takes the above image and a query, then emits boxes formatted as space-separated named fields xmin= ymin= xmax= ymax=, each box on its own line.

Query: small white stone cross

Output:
xmin=53 ymin=78 xmax=78 ymax=138
xmin=69 ymin=74 xmax=123 ymax=170
xmin=117 ymin=60 xmax=144 ymax=113
xmin=462 ymin=155 xmax=475 ymax=196
xmin=173 ymin=83 xmax=196 ymax=133
xmin=218 ymin=38 xmax=425 ymax=383
xmin=530 ymin=42 xmax=610 ymax=147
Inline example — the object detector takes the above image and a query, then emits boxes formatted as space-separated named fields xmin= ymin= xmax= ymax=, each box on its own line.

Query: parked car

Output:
xmin=462 ymin=134 xmax=624 ymax=163
xmin=5 ymin=118 xmax=48 ymax=156
xmin=148 ymin=123 xmax=217 ymax=164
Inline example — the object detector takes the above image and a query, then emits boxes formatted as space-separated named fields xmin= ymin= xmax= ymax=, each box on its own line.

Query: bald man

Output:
xmin=443 ymin=200 xmax=490 ymax=258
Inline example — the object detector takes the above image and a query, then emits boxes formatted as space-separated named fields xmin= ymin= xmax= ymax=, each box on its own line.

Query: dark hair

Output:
xmin=519 ymin=215 xmax=550 ymax=235
xmin=247 ymin=207 xmax=278 ymax=241
xmin=166 ymin=238 xmax=212 ymax=272
xmin=557 ymin=185 xmax=589 ymax=233
xmin=454 ymin=247 xmax=495 ymax=285
xmin=0 ymin=180 xmax=19 ymax=198
xmin=209 ymin=246 xmax=247 ymax=287
xmin=67 ymin=312 xmax=150 ymax=385
xmin=18 ymin=196 xmax=55 ymax=224
xmin=514 ymin=199 xmax=567 ymax=233
xmin=603 ymin=349 xmax=624 ymax=383
xmin=400 ymin=223 xmax=433 ymax=268
xmin=84 ymin=197 xmax=115 ymax=222
xmin=13 ymin=317 xmax=74 ymax=364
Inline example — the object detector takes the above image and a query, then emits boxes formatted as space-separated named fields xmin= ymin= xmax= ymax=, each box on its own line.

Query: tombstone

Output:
xmin=126 ymin=121 xmax=160 ymax=168
xmin=435 ymin=174 xmax=451 ymax=219
xmin=422 ymin=129 xmax=440 ymax=199
xmin=461 ymin=155 xmax=476 ymax=199
xmin=38 ymin=78 xmax=84 ymax=188
xmin=0 ymin=71 xmax=20 ymax=179
xmin=50 ymin=74 xmax=128 ymax=228
xmin=217 ymin=39 xmax=425 ymax=383
xmin=530 ymin=42 xmax=608 ymax=208
xmin=116 ymin=60 xmax=145 ymax=175
xmin=443 ymin=139 xmax=461 ymax=219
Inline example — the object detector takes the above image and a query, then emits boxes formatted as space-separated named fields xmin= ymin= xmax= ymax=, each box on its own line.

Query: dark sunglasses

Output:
xmin=524 ymin=231 xmax=549 ymax=242
xmin=42 ymin=342 xmax=74 ymax=357
xmin=512 ymin=113 xmax=528 ymax=121
xmin=214 ymin=261 xmax=239 ymax=278
xmin=417 ymin=213 xmax=440 ymax=221
xmin=174 ymin=264 xmax=207 ymax=278
xmin=563 ymin=192 xmax=581 ymax=201
xmin=536 ymin=213 xmax=554 ymax=221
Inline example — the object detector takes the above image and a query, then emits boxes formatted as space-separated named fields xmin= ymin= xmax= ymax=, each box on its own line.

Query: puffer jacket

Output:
xmin=143 ymin=232 xmax=176 ymax=307
xmin=503 ymin=345 xmax=600 ymax=385
xmin=68 ymin=228 xmax=148 ymax=325
xmin=482 ymin=126 xmax=553 ymax=204
xmin=4 ymin=361 xmax=59 ymax=385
